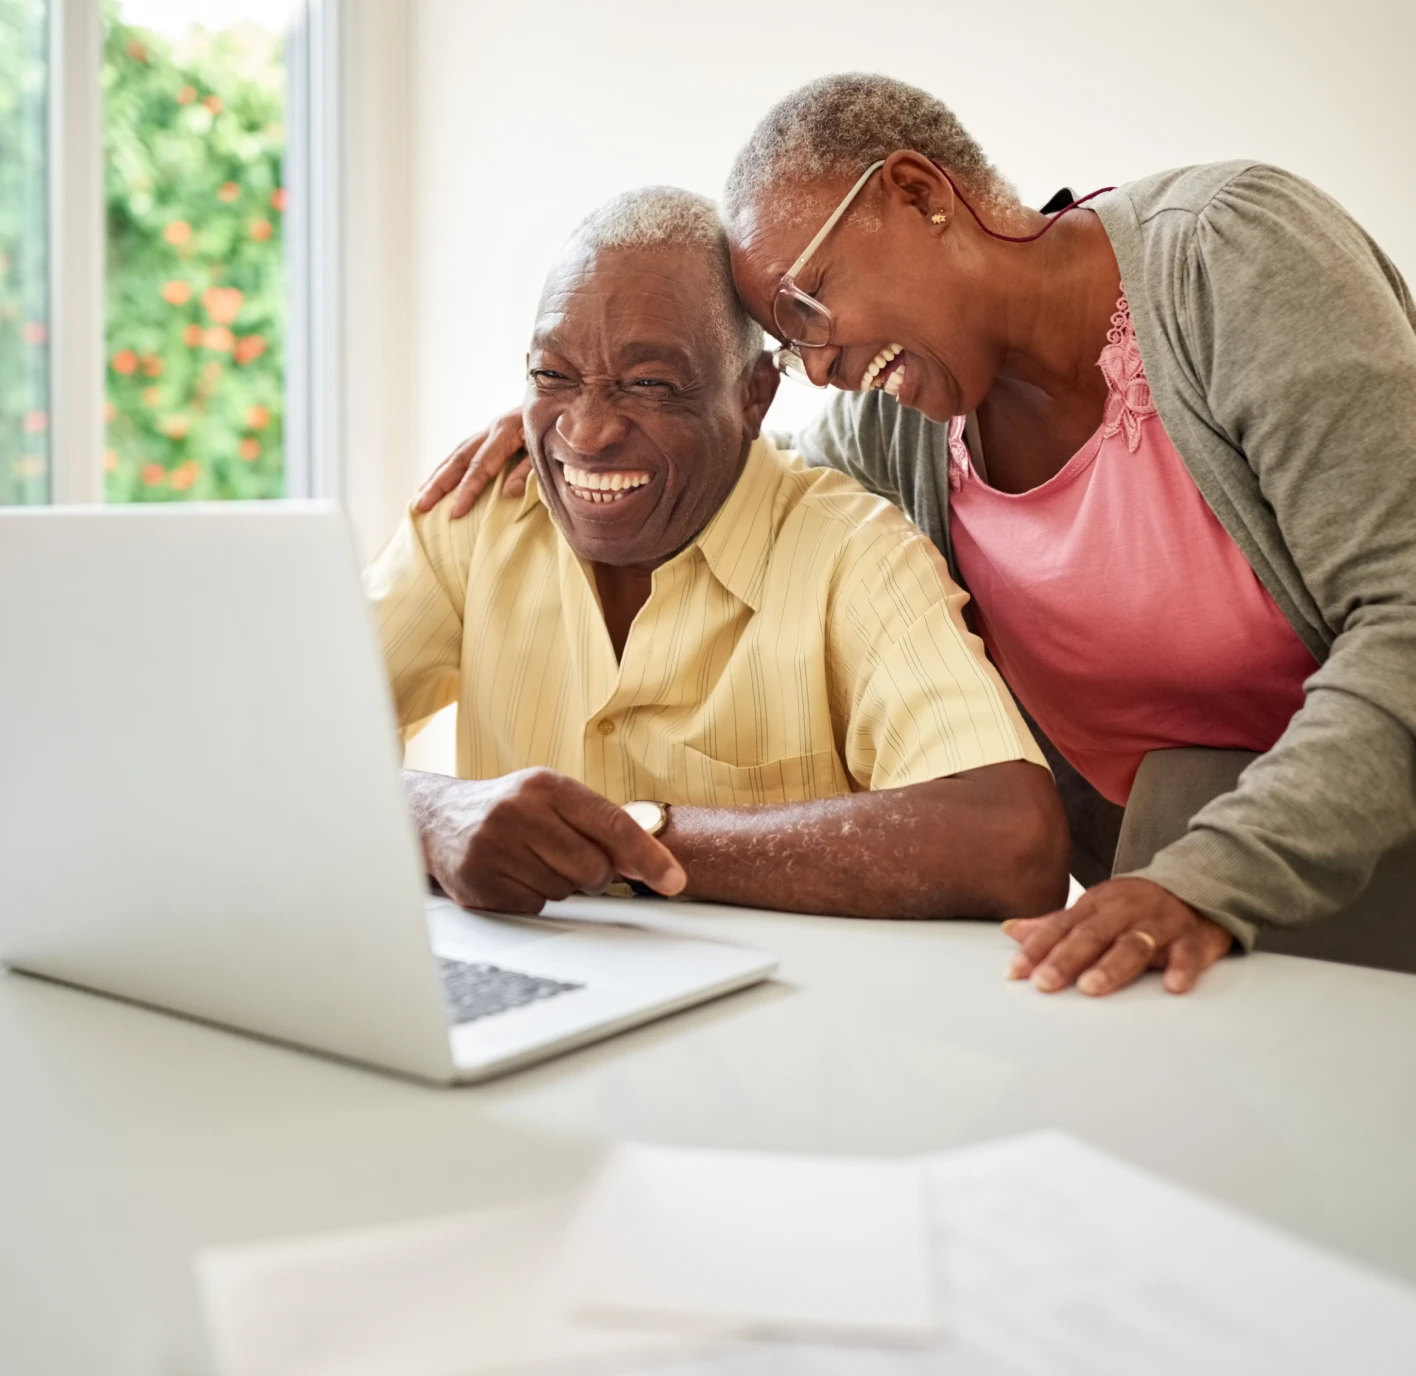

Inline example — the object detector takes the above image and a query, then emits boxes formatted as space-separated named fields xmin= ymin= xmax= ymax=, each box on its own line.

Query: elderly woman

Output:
xmin=418 ymin=73 xmax=1416 ymax=999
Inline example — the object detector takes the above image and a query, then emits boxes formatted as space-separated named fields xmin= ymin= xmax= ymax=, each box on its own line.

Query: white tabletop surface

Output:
xmin=4 ymin=897 xmax=1416 ymax=1376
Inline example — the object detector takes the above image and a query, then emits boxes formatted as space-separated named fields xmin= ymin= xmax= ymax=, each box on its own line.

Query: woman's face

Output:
xmin=728 ymin=157 xmax=998 ymax=424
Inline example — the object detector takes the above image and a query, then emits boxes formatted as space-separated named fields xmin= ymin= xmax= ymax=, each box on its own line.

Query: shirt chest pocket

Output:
xmin=672 ymin=744 xmax=852 ymax=807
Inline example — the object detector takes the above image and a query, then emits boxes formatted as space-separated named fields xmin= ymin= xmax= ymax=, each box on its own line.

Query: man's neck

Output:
xmin=592 ymin=560 xmax=658 ymax=661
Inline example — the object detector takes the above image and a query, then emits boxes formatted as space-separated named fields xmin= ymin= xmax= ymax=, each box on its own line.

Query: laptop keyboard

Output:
xmin=436 ymin=956 xmax=584 ymax=1026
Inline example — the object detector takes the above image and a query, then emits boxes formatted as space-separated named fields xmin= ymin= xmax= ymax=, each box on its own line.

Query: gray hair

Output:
xmin=723 ymin=73 xmax=1018 ymax=228
xmin=566 ymin=186 xmax=763 ymax=372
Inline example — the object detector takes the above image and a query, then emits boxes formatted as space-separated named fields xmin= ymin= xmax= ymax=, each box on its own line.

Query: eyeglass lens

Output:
xmin=772 ymin=284 xmax=834 ymax=350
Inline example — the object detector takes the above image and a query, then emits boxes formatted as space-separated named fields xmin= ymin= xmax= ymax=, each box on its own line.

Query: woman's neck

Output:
xmin=991 ymin=210 xmax=1122 ymax=401
xmin=968 ymin=212 xmax=1124 ymax=494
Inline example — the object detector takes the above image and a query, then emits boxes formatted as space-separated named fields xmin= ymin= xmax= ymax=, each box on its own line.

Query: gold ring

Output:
xmin=1130 ymin=928 xmax=1158 ymax=957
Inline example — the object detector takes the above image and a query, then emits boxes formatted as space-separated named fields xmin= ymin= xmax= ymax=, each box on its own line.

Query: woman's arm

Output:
xmin=1136 ymin=167 xmax=1416 ymax=939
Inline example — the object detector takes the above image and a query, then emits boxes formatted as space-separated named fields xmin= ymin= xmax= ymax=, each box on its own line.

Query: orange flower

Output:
xmin=238 ymin=437 xmax=261 ymax=462
xmin=160 ymin=415 xmax=190 ymax=440
xmin=104 ymin=401 xmax=117 ymax=423
xmin=142 ymin=386 xmax=161 ymax=406
xmin=233 ymin=334 xmax=267 ymax=366
xmin=23 ymin=409 xmax=47 ymax=433
xmin=247 ymin=404 xmax=270 ymax=430
xmin=23 ymin=320 xmax=46 ymax=345
xmin=201 ymin=285 xmax=243 ymax=324
xmin=203 ymin=326 xmax=234 ymax=353
xmin=177 ymin=85 xmax=197 ymax=105
xmin=204 ymin=95 xmax=222 ymax=114
xmin=164 ymin=220 xmax=192 ymax=247
xmin=160 ymin=279 xmax=191 ymax=305
xmin=249 ymin=218 xmax=273 ymax=242
xmin=170 ymin=462 xmax=199 ymax=491
xmin=182 ymin=324 xmax=203 ymax=347
xmin=126 ymin=39 xmax=148 ymax=62
xmin=140 ymin=354 xmax=163 ymax=377
xmin=141 ymin=463 xmax=166 ymax=487
xmin=270 ymin=188 xmax=287 ymax=212
xmin=104 ymin=449 xmax=119 ymax=472
xmin=218 ymin=182 xmax=240 ymax=203
xmin=202 ymin=361 xmax=223 ymax=384
xmin=112 ymin=349 xmax=139 ymax=375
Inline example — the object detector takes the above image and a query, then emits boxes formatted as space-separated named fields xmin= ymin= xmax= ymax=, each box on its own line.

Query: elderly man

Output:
xmin=366 ymin=188 xmax=1067 ymax=919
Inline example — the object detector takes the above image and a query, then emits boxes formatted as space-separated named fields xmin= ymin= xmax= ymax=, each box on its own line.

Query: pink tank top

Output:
xmin=948 ymin=296 xmax=1317 ymax=806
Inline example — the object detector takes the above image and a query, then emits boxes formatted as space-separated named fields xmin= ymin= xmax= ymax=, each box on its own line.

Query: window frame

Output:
xmin=45 ymin=0 xmax=346 ymax=508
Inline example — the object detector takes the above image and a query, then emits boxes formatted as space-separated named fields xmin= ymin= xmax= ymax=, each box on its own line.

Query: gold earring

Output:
xmin=931 ymin=210 xmax=949 ymax=226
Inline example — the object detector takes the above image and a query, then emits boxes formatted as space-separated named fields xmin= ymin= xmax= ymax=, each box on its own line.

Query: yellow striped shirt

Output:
xmin=365 ymin=438 xmax=1044 ymax=806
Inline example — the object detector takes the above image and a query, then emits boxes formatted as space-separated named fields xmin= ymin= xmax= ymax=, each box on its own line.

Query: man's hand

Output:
xmin=414 ymin=408 xmax=530 ymax=518
xmin=1001 ymin=877 xmax=1233 ymax=996
xmin=407 ymin=768 xmax=686 ymax=914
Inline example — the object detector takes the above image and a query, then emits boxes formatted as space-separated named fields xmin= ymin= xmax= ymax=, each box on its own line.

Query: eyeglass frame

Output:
xmin=770 ymin=160 xmax=886 ymax=385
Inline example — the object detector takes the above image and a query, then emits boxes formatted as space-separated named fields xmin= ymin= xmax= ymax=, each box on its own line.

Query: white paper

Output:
xmin=562 ymin=1143 xmax=941 ymax=1343
xmin=926 ymin=1130 xmax=1416 ymax=1375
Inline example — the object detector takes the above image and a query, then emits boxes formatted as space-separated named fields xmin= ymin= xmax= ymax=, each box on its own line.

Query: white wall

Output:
xmin=397 ymin=0 xmax=1416 ymax=770
xmin=407 ymin=0 xmax=1416 ymax=487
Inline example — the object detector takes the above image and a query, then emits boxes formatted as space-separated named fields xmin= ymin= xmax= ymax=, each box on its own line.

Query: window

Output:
xmin=0 ymin=0 xmax=52 ymax=505
xmin=103 ymin=0 xmax=290 ymax=501
xmin=2 ymin=0 xmax=343 ymax=512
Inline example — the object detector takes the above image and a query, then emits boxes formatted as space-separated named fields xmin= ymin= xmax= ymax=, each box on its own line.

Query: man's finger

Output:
xmin=524 ymin=818 xmax=617 ymax=896
xmin=450 ymin=871 xmax=546 ymax=916
xmin=554 ymin=786 xmax=686 ymax=895
xmin=503 ymin=455 xmax=534 ymax=499
xmin=414 ymin=431 xmax=487 ymax=513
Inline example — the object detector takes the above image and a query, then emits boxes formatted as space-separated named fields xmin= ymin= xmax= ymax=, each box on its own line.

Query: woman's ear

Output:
xmin=740 ymin=351 xmax=781 ymax=437
xmin=881 ymin=150 xmax=956 ymax=231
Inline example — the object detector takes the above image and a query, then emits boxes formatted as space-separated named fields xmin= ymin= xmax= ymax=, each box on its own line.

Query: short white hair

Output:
xmin=567 ymin=187 xmax=763 ymax=372
xmin=724 ymin=72 xmax=1019 ymax=227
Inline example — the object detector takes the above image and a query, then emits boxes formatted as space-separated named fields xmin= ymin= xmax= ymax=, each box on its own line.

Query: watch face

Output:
xmin=624 ymin=800 xmax=666 ymax=835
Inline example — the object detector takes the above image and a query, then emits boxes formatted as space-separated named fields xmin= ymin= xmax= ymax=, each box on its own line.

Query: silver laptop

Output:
xmin=0 ymin=502 xmax=776 ymax=1084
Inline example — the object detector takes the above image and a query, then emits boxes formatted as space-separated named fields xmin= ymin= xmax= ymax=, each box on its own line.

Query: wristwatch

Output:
xmin=622 ymin=799 xmax=669 ymax=836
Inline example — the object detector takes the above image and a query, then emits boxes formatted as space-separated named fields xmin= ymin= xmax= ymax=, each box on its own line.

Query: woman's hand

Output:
xmin=413 ymin=408 xmax=530 ymax=517
xmin=1002 ymin=877 xmax=1233 ymax=996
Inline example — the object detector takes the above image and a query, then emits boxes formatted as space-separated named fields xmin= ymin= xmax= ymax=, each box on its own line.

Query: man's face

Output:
xmin=524 ymin=244 xmax=759 ymax=568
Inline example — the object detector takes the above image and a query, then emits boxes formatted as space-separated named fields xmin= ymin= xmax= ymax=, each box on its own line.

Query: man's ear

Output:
xmin=740 ymin=351 xmax=780 ymax=438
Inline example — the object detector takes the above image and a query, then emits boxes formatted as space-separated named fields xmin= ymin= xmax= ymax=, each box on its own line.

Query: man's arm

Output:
xmin=365 ymin=494 xmax=487 ymax=739
xmin=660 ymin=761 xmax=1067 ymax=919
xmin=656 ymin=494 xmax=1070 ymax=922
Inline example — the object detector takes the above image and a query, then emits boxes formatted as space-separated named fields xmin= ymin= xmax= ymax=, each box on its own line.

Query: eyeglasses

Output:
xmin=771 ymin=160 xmax=885 ymax=387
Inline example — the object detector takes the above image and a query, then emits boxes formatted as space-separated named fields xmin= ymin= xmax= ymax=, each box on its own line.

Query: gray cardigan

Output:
xmin=792 ymin=162 xmax=1416 ymax=949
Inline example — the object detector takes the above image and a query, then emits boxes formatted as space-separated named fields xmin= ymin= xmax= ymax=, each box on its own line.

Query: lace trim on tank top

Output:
xmin=947 ymin=294 xmax=1157 ymax=490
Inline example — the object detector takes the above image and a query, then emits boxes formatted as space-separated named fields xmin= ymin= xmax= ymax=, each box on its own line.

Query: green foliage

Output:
xmin=0 ymin=0 xmax=51 ymax=506
xmin=103 ymin=4 xmax=286 ymax=502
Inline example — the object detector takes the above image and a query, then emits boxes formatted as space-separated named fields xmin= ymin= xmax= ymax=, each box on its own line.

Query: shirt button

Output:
xmin=597 ymin=718 xmax=616 ymax=736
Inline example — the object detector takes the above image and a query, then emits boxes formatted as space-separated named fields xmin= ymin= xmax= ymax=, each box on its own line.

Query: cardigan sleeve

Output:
xmin=1129 ymin=166 xmax=1416 ymax=945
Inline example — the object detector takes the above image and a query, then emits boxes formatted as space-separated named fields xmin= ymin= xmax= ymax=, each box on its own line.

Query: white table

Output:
xmin=4 ymin=899 xmax=1416 ymax=1376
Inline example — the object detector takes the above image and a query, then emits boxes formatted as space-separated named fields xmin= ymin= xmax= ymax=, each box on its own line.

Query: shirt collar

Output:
xmin=691 ymin=437 xmax=786 ymax=612
xmin=518 ymin=436 xmax=788 ymax=612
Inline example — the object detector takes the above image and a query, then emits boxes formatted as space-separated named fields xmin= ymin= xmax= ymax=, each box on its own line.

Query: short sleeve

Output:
xmin=363 ymin=483 xmax=490 ymax=740
xmin=824 ymin=498 xmax=1047 ymax=790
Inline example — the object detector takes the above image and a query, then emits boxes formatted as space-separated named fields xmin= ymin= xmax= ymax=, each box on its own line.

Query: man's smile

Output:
xmin=557 ymin=460 xmax=658 ymax=511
